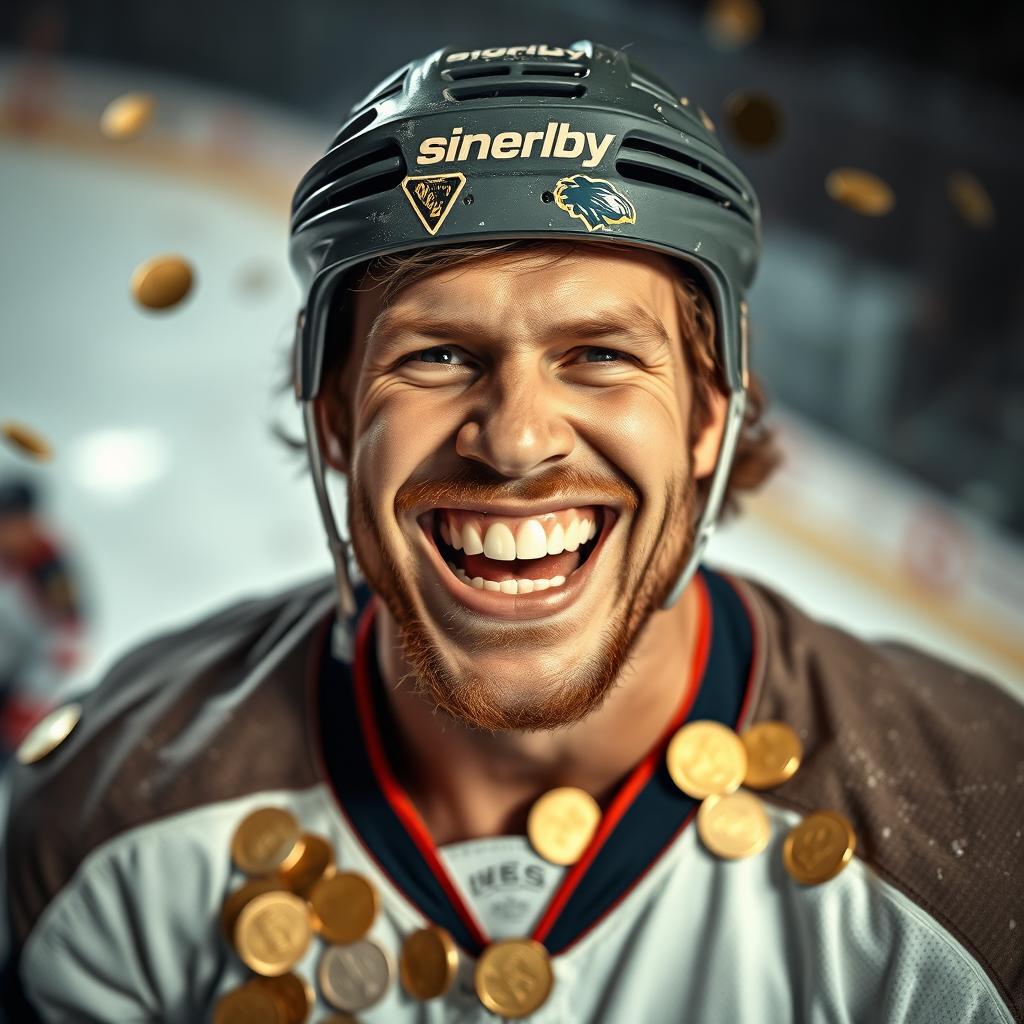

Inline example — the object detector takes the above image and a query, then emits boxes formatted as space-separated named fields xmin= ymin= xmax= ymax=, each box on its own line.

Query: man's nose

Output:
xmin=454 ymin=361 xmax=575 ymax=478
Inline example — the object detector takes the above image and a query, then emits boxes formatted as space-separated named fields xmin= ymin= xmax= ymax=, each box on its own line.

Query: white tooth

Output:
xmin=462 ymin=522 xmax=484 ymax=555
xmin=588 ymin=518 xmax=598 ymax=540
xmin=483 ymin=579 xmax=501 ymax=591
xmin=564 ymin=519 xmax=581 ymax=551
xmin=456 ymin=568 xmax=470 ymax=582
xmin=500 ymin=579 xmax=517 ymax=594
xmin=580 ymin=518 xmax=591 ymax=543
xmin=551 ymin=575 xmax=566 ymax=587
xmin=484 ymin=522 xmax=516 ymax=561
xmin=546 ymin=522 xmax=565 ymax=555
xmin=440 ymin=519 xmax=452 ymax=546
xmin=471 ymin=576 xmax=485 ymax=589
xmin=450 ymin=520 xmax=463 ymax=550
xmin=517 ymin=578 xmax=535 ymax=594
xmin=534 ymin=579 xmax=550 ymax=591
xmin=516 ymin=520 xmax=548 ymax=560
xmin=446 ymin=561 xmax=457 ymax=573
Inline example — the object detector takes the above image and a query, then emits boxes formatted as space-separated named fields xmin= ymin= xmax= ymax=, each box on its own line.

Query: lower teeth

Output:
xmin=446 ymin=562 xmax=566 ymax=594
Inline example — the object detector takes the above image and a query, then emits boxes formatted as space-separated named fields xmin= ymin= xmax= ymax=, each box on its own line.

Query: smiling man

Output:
xmin=6 ymin=41 xmax=1023 ymax=1024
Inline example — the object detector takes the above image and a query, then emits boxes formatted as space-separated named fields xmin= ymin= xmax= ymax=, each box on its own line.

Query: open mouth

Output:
xmin=418 ymin=505 xmax=612 ymax=597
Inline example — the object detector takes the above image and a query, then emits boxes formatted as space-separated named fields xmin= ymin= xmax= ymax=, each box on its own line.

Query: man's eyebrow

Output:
xmin=368 ymin=301 xmax=672 ymax=351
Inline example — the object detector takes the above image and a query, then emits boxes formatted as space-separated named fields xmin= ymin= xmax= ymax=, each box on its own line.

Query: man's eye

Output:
xmin=406 ymin=346 xmax=467 ymax=366
xmin=578 ymin=347 xmax=633 ymax=364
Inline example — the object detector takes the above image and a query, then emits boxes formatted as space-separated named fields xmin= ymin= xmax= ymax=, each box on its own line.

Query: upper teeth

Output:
xmin=439 ymin=508 xmax=600 ymax=561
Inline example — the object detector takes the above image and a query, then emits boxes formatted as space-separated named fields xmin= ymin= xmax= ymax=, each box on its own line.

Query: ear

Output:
xmin=313 ymin=390 xmax=350 ymax=475
xmin=692 ymin=389 xmax=729 ymax=480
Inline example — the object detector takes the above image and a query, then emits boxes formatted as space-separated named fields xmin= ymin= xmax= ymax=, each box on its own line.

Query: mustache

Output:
xmin=395 ymin=463 xmax=638 ymax=515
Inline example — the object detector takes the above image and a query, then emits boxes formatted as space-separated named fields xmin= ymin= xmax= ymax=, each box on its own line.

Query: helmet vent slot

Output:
xmin=615 ymin=158 xmax=751 ymax=223
xmin=445 ymin=81 xmax=586 ymax=101
xmin=619 ymin=135 xmax=742 ymax=197
xmin=329 ymin=108 xmax=378 ymax=148
xmin=351 ymin=68 xmax=409 ymax=115
xmin=520 ymin=62 xmax=588 ymax=78
xmin=629 ymin=71 xmax=678 ymax=106
xmin=292 ymin=142 xmax=406 ymax=225
xmin=442 ymin=65 xmax=512 ymax=81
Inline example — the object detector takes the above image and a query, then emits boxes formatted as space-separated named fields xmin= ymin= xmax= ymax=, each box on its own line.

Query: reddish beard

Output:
xmin=347 ymin=461 xmax=697 ymax=732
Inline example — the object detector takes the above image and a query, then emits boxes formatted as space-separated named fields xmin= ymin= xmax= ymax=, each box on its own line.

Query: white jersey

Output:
xmin=5 ymin=569 xmax=1022 ymax=1022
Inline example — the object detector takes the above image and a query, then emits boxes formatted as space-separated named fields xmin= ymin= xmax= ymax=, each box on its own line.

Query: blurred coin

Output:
xmin=213 ymin=983 xmax=284 ymax=1024
xmin=100 ymin=92 xmax=155 ymax=141
xmin=666 ymin=720 xmax=747 ymax=799
xmin=527 ymin=787 xmax=601 ymax=866
xmin=947 ymin=171 xmax=995 ymax=229
xmin=475 ymin=938 xmax=554 ymax=1019
xmin=705 ymin=0 xmax=764 ymax=49
xmin=231 ymin=807 xmax=303 ymax=876
xmin=318 ymin=940 xmax=392 ymax=1012
xmin=2 ymin=421 xmax=53 ymax=461
xmin=783 ymin=810 xmax=857 ymax=885
xmin=725 ymin=91 xmax=784 ymax=149
xmin=697 ymin=791 xmax=771 ymax=859
xmin=399 ymin=925 xmax=458 ymax=1000
xmin=309 ymin=872 xmax=378 ymax=945
xmin=253 ymin=973 xmax=315 ymax=1024
xmin=220 ymin=876 xmax=283 ymax=943
xmin=16 ymin=703 xmax=81 ymax=765
xmin=698 ymin=107 xmax=717 ymax=134
xmin=131 ymin=254 xmax=194 ymax=310
xmin=825 ymin=168 xmax=895 ymax=217
xmin=279 ymin=834 xmax=335 ymax=897
xmin=235 ymin=891 xmax=312 ymax=977
xmin=741 ymin=721 xmax=802 ymax=789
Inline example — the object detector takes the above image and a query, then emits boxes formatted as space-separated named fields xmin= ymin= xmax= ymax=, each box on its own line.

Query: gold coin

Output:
xmin=16 ymin=703 xmax=81 ymax=765
xmin=947 ymin=171 xmax=995 ymax=229
xmin=234 ymin=891 xmax=312 ymax=977
xmin=279 ymin=834 xmax=335 ymax=897
xmin=130 ymin=254 xmax=194 ymax=310
xmin=309 ymin=872 xmax=378 ymax=945
xmin=213 ymin=983 xmax=284 ymax=1024
xmin=697 ymin=791 xmax=771 ymax=859
xmin=399 ymin=925 xmax=458 ymax=1000
xmin=825 ymin=168 xmax=895 ymax=217
xmin=527 ymin=787 xmax=601 ymax=866
xmin=666 ymin=720 xmax=747 ymax=800
xmin=698 ymin=107 xmax=717 ymax=134
xmin=231 ymin=807 xmax=303 ymax=876
xmin=2 ymin=421 xmax=53 ymax=461
xmin=705 ymin=0 xmax=764 ymax=49
xmin=475 ymin=939 xmax=554 ymax=1020
xmin=783 ymin=810 xmax=857 ymax=885
xmin=253 ymin=973 xmax=315 ymax=1024
xmin=99 ymin=92 xmax=155 ymax=141
xmin=725 ymin=91 xmax=784 ymax=149
xmin=220 ymin=876 xmax=284 ymax=943
xmin=741 ymin=721 xmax=803 ymax=789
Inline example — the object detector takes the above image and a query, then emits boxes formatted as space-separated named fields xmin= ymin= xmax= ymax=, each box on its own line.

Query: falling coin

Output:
xmin=16 ymin=703 xmax=81 ymax=765
xmin=697 ymin=791 xmax=771 ymax=859
xmin=2 ymin=421 xmax=53 ymax=461
xmin=279 ymin=834 xmax=335 ymax=897
xmin=741 ymin=721 xmax=803 ymax=789
xmin=725 ymin=91 xmax=784 ymax=149
xmin=783 ymin=810 xmax=857 ymax=885
xmin=399 ymin=925 xmax=459 ymax=1000
xmin=234 ymin=891 xmax=312 ymax=977
xmin=947 ymin=171 xmax=995 ymax=229
xmin=527 ymin=787 xmax=601 ymax=866
xmin=705 ymin=0 xmax=764 ymax=49
xmin=231 ymin=807 xmax=303 ymax=877
xmin=220 ymin=876 xmax=284 ymax=944
xmin=318 ymin=940 xmax=393 ymax=1012
xmin=253 ymin=973 xmax=315 ymax=1024
xmin=666 ymin=720 xmax=747 ymax=800
xmin=698 ymin=107 xmax=717 ymax=134
xmin=825 ymin=168 xmax=895 ymax=217
xmin=309 ymin=872 xmax=379 ymax=945
xmin=475 ymin=938 xmax=554 ymax=1020
xmin=130 ymin=254 xmax=194 ymax=310
xmin=212 ymin=983 xmax=283 ymax=1024
xmin=99 ymin=92 xmax=155 ymax=141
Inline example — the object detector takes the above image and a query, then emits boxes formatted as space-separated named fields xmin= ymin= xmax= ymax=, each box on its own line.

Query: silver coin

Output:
xmin=17 ymin=703 xmax=82 ymax=765
xmin=318 ymin=939 xmax=392 ymax=1012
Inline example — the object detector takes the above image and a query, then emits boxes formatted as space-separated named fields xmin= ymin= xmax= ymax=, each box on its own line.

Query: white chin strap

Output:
xmin=301 ymin=389 xmax=746 ymax=618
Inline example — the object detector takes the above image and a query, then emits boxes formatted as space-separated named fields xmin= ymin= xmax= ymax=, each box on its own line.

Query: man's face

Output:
xmin=320 ymin=244 xmax=724 ymax=732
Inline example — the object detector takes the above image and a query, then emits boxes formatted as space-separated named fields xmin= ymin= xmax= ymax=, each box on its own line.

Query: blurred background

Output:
xmin=0 ymin=0 xmax=1021 ymax=722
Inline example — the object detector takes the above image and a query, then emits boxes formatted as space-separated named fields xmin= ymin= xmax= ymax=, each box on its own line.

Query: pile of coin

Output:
xmin=666 ymin=719 xmax=857 ymax=885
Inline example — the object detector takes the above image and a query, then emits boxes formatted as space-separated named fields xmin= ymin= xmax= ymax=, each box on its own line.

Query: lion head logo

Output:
xmin=552 ymin=175 xmax=637 ymax=232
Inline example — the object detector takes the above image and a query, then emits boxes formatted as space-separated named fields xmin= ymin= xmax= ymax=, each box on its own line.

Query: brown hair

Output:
xmin=315 ymin=239 xmax=780 ymax=518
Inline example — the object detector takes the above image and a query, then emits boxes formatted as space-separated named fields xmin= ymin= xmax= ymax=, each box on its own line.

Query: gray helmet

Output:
xmin=290 ymin=40 xmax=761 ymax=615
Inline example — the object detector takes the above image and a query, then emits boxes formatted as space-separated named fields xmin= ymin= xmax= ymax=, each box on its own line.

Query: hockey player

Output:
xmin=5 ymin=42 xmax=1022 ymax=1023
